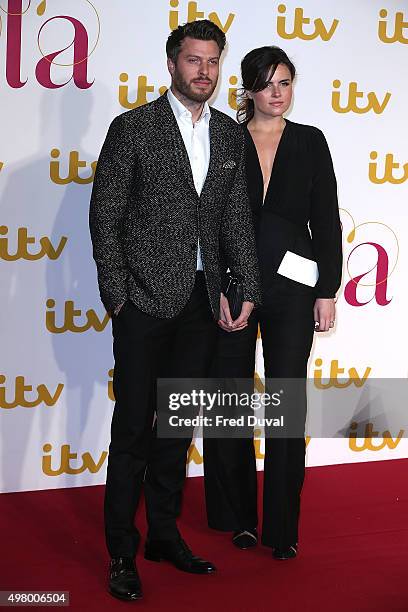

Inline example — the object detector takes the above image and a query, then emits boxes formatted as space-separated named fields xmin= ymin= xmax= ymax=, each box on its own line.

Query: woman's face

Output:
xmin=249 ymin=63 xmax=293 ymax=118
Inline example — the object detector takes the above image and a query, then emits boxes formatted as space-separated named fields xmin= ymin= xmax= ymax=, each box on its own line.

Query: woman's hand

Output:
xmin=313 ymin=298 xmax=335 ymax=332
xmin=218 ymin=293 xmax=253 ymax=332
xmin=219 ymin=293 xmax=233 ymax=331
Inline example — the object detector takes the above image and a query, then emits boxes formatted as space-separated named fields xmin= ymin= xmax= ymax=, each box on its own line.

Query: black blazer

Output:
xmin=244 ymin=119 xmax=342 ymax=299
xmin=89 ymin=94 xmax=261 ymax=318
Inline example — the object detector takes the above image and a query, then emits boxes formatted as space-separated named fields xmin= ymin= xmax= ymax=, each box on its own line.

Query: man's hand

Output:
xmin=218 ymin=293 xmax=233 ymax=331
xmin=218 ymin=294 xmax=254 ymax=332
xmin=313 ymin=298 xmax=335 ymax=332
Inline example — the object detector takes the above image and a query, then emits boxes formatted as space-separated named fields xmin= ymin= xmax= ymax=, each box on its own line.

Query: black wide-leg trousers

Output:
xmin=204 ymin=291 xmax=315 ymax=548
xmin=105 ymin=273 xmax=217 ymax=558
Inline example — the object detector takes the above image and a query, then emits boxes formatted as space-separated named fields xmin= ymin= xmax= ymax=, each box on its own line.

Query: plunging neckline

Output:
xmin=245 ymin=119 xmax=289 ymax=206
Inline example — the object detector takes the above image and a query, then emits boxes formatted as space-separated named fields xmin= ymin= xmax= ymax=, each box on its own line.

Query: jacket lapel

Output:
xmin=200 ymin=110 xmax=225 ymax=200
xmin=153 ymin=94 xmax=227 ymax=200
xmin=154 ymin=93 xmax=197 ymax=194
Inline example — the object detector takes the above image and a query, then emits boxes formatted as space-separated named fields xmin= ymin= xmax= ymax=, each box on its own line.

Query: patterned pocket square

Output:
xmin=222 ymin=160 xmax=236 ymax=169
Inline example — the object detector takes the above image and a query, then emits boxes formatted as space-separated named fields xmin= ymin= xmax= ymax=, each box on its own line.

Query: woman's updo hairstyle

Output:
xmin=237 ymin=46 xmax=296 ymax=123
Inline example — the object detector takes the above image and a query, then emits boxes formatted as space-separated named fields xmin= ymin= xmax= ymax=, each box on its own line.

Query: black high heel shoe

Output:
xmin=232 ymin=529 xmax=258 ymax=549
xmin=272 ymin=544 xmax=297 ymax=560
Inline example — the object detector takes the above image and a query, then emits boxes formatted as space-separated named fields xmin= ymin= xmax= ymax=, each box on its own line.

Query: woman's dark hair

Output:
xmin=237 ymin=46 xmax=296 ymax=123
xmin=166 ymin=20 xmax=226 ymax=63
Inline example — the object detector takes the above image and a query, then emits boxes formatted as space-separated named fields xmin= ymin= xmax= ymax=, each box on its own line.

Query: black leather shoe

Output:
xmin=144 ymin=538 xmax=216 ymax=574
xmin=232 ymin=529 xmax=258 ymax=549
xmin=108 ymin=557 xmax=142 ymax=601
xmin=272 ymin=545 xmax=297 ymax=560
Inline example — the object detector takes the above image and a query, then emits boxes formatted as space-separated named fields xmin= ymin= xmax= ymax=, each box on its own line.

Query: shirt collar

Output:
xmin=167 ymin=88 xmax=211 ymax=123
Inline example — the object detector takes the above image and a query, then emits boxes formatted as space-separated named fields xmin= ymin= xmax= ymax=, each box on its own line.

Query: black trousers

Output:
xmin=204 ymin=290 xmax=315 ymax=548
xmin=105 ymin=273 xmax=217 ymax=558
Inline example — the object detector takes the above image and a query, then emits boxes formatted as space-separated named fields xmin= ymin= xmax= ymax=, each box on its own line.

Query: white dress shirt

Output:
xmin=167 ymin=88 xmax=211 ymax=271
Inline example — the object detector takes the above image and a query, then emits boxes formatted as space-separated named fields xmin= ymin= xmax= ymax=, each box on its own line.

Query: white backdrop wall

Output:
xmin=1 ymin=0 xmax=407 ymax=493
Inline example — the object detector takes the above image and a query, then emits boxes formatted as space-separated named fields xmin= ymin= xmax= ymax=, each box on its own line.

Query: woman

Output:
xmin=204 ymin=46 xmax=342 ymax=559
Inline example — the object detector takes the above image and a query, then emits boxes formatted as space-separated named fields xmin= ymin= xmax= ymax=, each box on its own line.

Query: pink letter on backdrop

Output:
xmin=36 ymin=15 xmax=94 ymax=89
xmin=6 ymin=0 xmax=28 ymax=88
xmin=344 ymin=242 xmax=392 ymax=307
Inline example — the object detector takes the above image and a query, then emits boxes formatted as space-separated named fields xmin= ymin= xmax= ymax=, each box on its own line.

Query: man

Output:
xmin=89 ymin=20 xmax=260 ymax=601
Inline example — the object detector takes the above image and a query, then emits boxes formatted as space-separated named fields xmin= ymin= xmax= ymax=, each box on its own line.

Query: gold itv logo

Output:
xmin=349 ymin=423 xmax=404 ymax=452
xmin=46 ymin=300 xmax=110 ymax=334
xmin=0 ymin=375 xmax=64 ymax=409
xmin=42 ymin=443 xmax=108 ymax=476
xmin=313 ymin=359 xmax=371 ymax=389
xmin=277 ymin=4 xmax=339 ymax=41
xmin=378 ymin=9 xmax=408 ymax=44
xmin=118 ymin=74 xmax=168 ymax=110
xmin=369 ymin=152 xmax=408 ymax=185
xmin=0 ymin=226 xmax=67 ymax=261
xmin=331 ymin=80 xmax=391 ymax=115
xmin=50 ymin=149 xmax=97 ymax=185
xmin=168 ymin=0 xmax=235 ymax=33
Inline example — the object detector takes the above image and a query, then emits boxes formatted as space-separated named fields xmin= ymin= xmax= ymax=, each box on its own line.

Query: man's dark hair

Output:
xmin=166 ymin=19 xmax=226 ymax=62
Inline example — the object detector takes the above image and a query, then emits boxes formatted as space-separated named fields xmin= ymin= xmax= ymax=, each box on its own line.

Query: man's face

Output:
xmin=168 ymin=37 xmax=220 ymax=103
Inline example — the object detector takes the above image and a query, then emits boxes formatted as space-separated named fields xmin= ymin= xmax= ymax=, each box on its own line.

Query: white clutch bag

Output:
xmin=277 ymin=251 xmax=319 ymax=287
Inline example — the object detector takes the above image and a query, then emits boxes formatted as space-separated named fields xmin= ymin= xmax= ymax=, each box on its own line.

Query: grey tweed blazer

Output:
xmin=89 ymin=93 xmax=261 ymax=319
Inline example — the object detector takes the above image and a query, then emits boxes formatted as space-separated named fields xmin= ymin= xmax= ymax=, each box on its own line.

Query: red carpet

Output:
xmin=1 ymin=460 xmax=408 ymax=611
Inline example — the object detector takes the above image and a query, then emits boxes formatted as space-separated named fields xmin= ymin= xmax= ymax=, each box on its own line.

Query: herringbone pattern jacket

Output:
xmin=89 ymin=93 xmax=261 ymax=318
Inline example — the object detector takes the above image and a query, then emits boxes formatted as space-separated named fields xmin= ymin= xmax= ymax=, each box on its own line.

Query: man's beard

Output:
xmin=172 ymin=69 xmax=217 ymax=103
